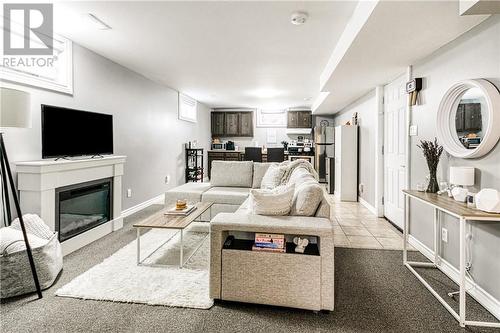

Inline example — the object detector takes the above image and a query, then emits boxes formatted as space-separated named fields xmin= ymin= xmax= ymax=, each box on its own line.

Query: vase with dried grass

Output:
xmin=417 ymin=138 xmax=443 ymax=193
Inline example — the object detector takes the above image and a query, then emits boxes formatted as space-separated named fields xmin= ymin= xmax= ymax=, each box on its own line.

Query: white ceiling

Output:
xmin=313 ymin=1 xmax=489 ymax=114
xmin=54 ymin=1 xmax=357 ymax=109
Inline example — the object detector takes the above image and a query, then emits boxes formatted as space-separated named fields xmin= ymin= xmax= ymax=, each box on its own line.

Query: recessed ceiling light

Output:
xmin=304 ymin=97 xmax=312 ymax=101
xmin=86 ymin=13 xmax=112 ymax=30
xmin=291 ymin=12 xmax=308 ymax=25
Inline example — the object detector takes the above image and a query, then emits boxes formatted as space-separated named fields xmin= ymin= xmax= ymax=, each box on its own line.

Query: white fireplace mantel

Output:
xmin=16 ymin=155 xmax=126 ymax=255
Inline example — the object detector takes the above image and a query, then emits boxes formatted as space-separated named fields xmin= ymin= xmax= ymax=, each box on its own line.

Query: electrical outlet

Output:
xmin=441 ymin=228 xmax=448 ymax=243
xmin=127 ymin=188 xmax=132 ymax=198
xmin=409 ymin=125 xmax=418 ymax=136
xmin=358 ymin=183 xmax=364 ymax=194
xmin=165 ymin=175 xmax=171 ymax=184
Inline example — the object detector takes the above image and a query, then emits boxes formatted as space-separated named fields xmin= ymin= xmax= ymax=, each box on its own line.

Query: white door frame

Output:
xmin=405 ymin=66 xmax=412 ymax=198
xmin=382 ymin=70 xmax=411 ymax=228
xmin=374 ymin=86 xmax=385 ymax=217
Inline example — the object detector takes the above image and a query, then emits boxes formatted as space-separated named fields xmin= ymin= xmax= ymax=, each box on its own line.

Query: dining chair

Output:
xmin=266 ymin=147 xmax=285 ymax=162
xmin=244 ymin=147 xmax=263 ymax=162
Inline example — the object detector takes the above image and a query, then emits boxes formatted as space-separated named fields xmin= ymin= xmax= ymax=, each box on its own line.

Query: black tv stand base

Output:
xmin=53 ymin=155 xmax=107 ymax=161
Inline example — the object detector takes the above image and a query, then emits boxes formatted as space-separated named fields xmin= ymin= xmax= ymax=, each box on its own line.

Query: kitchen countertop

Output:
xmin=208 ymin=149 xmax=294 ymax=154
xmin=208 ymin=149 xmax=245 ymax=153
xmin=208 ymin=150 xmax=316 ymax=156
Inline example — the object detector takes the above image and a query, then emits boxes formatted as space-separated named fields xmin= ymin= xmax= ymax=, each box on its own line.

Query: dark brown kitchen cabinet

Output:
xmin=298 ymin=111 xmax=312 ymax=128
xmin=224 ymin=152 xmax=241 ymax=160
xmin=455 ymin=105 xmax=465 ymax=132
xmin=239 ymin=112 xmax=253 ymax=136
xmin=211 ymin=112 xmax=225 ymax=136
xmin=287 ymin=110 xmax=311 ymax=128
xmin=463 ymin=103 xmax=482 ymax=131
xmin=210 ymin=111 xmax=253 ymax=137
xmin=455 ymin=103 xmax=482 ymax=132
xmin=287 ymin=111 xmax=298 ymax=128
xmin=224 ymin=112 xmax=240 ymax=136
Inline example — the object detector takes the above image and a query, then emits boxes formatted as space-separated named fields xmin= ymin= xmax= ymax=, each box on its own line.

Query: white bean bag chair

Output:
xmin=0 ymin=214 xmax=63 ymax=298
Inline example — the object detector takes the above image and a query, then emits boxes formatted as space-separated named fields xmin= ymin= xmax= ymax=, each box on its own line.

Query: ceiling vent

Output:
xmin=290 ymin=12 xmax=308 ymax=25
xmin=87 ymin=13 xmax=112 ymax=30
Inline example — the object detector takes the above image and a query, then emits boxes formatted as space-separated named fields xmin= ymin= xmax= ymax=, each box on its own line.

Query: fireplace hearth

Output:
xmin=55 ymin=178 xmax=113 ymax=242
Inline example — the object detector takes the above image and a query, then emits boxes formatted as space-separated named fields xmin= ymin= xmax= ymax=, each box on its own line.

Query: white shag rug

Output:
xmin=55 ymin=222 xmax=213 ymax=309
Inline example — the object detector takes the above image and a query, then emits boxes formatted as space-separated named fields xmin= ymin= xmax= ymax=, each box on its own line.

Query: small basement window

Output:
xmin=178 ymin=93 xmax=198 ymax=123
xmin=1 ymin=18 xmax=73 ymax=95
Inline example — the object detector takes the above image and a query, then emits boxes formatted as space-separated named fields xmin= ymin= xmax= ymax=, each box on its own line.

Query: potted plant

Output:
xmin=417 ymin=138 xmax=443 ymax=193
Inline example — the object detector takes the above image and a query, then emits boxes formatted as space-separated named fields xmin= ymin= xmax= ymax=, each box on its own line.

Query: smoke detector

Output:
xmin=290 ymin=12 xmax=308 ymax=25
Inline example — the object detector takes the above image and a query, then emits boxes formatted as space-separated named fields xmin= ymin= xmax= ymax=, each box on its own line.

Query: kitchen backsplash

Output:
xmin=218 ymin=131 xmax=312 ymax=149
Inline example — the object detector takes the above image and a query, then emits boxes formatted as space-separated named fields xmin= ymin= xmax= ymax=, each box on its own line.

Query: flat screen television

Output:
xmin=41 ymin=105 xmax=113 ymax=158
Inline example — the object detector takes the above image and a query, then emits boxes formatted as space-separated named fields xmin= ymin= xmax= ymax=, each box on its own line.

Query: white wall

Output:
xmin=409 ymin=15 xmax=500 ymax=301
xmin=3 ymin=43 xmax=211 ymax=212
xmin=334 ymin=90 xmax=378 ymax=207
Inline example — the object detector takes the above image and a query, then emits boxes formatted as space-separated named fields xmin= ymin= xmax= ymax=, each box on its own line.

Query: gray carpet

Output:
xmin=1 ymin=204 xmax=498 ymax=333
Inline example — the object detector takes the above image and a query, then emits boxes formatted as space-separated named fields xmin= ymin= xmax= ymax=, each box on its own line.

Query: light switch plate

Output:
xmin=410 ymin=125 xmax=418 ymax=136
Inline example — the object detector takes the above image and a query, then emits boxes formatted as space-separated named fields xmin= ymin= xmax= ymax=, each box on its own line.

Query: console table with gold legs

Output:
xmin=402 ymin=190 xmax=500 ymax=329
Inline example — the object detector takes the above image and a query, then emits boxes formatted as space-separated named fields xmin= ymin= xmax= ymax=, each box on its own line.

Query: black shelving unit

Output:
xmin=185 ymin=148 xmax=204 ymax=183
xmin=223 ymin=237 xmax=320 ymax=256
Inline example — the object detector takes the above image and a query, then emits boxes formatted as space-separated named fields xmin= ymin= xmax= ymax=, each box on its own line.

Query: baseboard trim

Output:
xmin=358 ymin=196 xmax=377 ymax=215
xmin=408 ymin=235 xmax=500 ymax=321
xmin=121 ymin=193 xmax=165 ymax=219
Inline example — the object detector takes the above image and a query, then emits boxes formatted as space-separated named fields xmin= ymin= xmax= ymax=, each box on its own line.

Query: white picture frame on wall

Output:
xmin=256 ymin=109 xmax=287 ymax=128
xmin=178 ymin=93 xmax=197 ymax=123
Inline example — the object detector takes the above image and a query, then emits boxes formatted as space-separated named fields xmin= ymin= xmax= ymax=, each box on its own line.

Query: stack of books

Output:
xmin=164 ymin=205 xmax=196 ymax=216
xmin=252 ymin=233 xmax=286 ymax=253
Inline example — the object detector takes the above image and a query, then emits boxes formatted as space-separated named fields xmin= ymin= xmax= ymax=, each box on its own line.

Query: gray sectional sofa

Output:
xmin=165 ymin=160 xmax=335 ymax=311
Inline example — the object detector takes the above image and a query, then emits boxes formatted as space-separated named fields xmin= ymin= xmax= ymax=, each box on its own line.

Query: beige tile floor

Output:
xmin=327 ymin=195 xmax=415 ymax=251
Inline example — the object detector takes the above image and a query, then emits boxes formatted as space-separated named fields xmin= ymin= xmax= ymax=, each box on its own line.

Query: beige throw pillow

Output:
xmin=260 ymin=164 xmax=286 ymax=190
xmin=250 ymin=185 xmax=295 ymax=216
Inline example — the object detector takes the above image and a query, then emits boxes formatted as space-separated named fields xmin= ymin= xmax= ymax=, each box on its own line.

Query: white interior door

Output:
xmin=384 ymin=75 xmax=407 ymax=229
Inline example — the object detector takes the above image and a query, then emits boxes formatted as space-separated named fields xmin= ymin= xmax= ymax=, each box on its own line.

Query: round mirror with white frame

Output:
xmin=437 ymin=79 xmax=500 ymax=159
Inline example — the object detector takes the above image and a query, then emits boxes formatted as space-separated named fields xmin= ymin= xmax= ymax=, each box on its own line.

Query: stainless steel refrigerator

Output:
xmin=314 ymin=126 xmax=335 ymax=183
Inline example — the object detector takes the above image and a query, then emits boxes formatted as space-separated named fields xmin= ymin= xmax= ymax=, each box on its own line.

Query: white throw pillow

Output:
xmin=250 ymin=185 xmax=295 ymax=216
xmin=290 ymin=181 xmax=324 ymax=216
xmin=260 ymin=164 xmax=286 ymax=190
xmin=252 ymin=162 xmax=276 ymax=188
